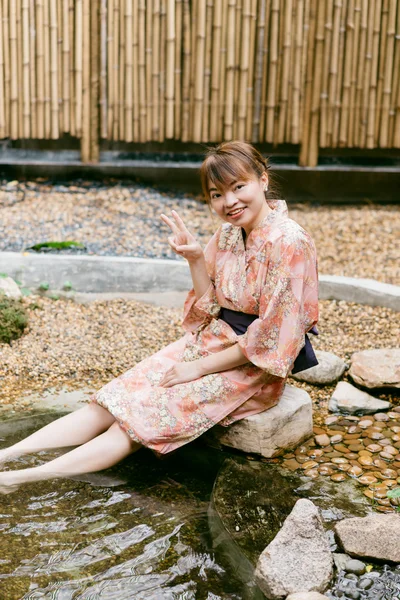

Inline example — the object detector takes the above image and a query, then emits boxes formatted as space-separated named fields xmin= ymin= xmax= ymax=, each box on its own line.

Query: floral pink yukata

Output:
xmin=90 ymin=200 xmax=319 ymax=455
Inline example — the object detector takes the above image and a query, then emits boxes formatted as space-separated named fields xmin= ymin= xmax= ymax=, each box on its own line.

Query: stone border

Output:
xmin=1 ymin=251 xmax=399 ymax=310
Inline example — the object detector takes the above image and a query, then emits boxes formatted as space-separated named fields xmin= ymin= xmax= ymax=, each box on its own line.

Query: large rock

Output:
xmin=0 ymin=276 xmax=21 ymax=298
xmin=335 ymin=514 xmax=400 ymax=562
xmin=291 ymin=351 xmax=347 ymax=385
xmin=329 ymin=381 xmax=391 ymax=415
xmin=211 ymin=384 xmax=312 ymax=458
xmin=349 ymin=348 xmax=400 ymax=390
xmin=286 ymin=594 xmax=331 ymax=600
xmin=255 ymin=499 xmax=333 ymax=599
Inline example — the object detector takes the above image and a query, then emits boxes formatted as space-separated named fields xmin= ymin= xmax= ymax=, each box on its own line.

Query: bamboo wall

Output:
xmin=0 ymin=0 xmax=399 ymax=166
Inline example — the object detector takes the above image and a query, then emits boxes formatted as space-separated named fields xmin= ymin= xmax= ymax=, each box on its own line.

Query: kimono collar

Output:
xmin=240 ymin=199 xmax=288 ymax=246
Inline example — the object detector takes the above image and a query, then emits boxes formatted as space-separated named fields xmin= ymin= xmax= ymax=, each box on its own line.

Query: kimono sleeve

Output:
xmin=237 ymin=231 xmax=319 ymax=378
xmin=181 ymin=228 xmax=221 ymax=332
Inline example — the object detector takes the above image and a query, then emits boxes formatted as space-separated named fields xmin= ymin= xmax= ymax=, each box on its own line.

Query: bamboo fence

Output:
xmin=0 ymin=0 xmax=399 ymax=165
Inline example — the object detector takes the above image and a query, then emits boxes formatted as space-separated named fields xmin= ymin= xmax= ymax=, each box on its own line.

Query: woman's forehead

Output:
xmin=207 ymin=173 xmax=257 ymax=192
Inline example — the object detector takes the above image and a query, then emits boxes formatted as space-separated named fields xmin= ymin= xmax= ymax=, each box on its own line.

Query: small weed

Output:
xmin=26 ymin=241 xmax=86 ymax=252
xmin=62 ymin=281 xmax=73 ymax=291
xmin=0 ymin=273 xmax=8 ymax=278
xmin=0 ymin=295 xmax=28 ymax=344
xmin=38 ymin=281 xmax=50 ymax=291
xmin=48 ymin=293 xmax=60 ymax=301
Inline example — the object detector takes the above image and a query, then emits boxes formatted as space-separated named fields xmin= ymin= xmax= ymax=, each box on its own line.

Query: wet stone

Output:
xmin=325 ymin=416 xmax=339 ymax=425
xmin=374 ymin=413 xmax=390 ymax=422
xmin=345 ymin=558 xmax=366 ymax=575
xmin=363 ymin=489 xmax=375 ymax=500
xmin=381 ymin=468 xmax=397 ymax=479
xmin=282 ymin=459 xmax=302 ymax=471
xmin=331 ymin=473 xmax=348 ymax=482
xmin=359 ymin=420 xmax=374 ymax=429
xmin=318 ymin=465 xmax=335 ymax=476
xmin=380 ymin=452 xmax=395 ymax=461
xmin=370 ymin=431 xmax=384 ymax=440
xmin=359 ymin=456 xmax=373 ymax=467
xmin=333 ymin=444 xmax=350 ymax=453
xmin=348 ymin=444 xmax=364 ymax=452
xmin=330 ymin=434 xmax=343 ymax=444
xmin=302 ymin=461 xmax=319 ymax=470
xmin=358 ymin=475 xmax=377 ymax=485
xmin=366 ymin=444 xmax=382 ymax=453
xmin=304 ymin=468 xmax=319 ymax=479
xmin=315 ymin=434 xmax=331 ymax=447
xmin=347 ymin=466 xmax=363 ymax=477
xmin=331 ymin=457 xmax=349 ymax=464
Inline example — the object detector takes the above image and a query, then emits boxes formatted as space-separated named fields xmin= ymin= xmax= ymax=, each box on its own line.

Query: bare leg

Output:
xmin=0 ymin=421 xmax=141 ymax=493
xmin=0 ymin=403 xmax=116 ymax=465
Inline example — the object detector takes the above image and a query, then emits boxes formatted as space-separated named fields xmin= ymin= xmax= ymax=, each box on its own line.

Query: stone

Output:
xmin=349 ymin=349 xmax=400 ymax=390
xmin=315 ymin=434 xmax=330 ymax=447
xmin=291 ymin=351 xmax=347 ymax=384
xmin=211 ymin=384 xmax=312 ymax=458
xmin=0 ymin=276 xmax=21 ymax=298
xmin=286 ymin=594 xmax=331 ymax=600
xmin=345 ymin=558 xmax=366 ymax=575
xmin=333 ymin=552 xmax=350 ymax=572
xmin=329 ymin=381 xmax=392 ymax=415
xmin=335 ymin=514 xmax=400 ymax=562
xmin=255 ymin=499 xmax=333 ymax=598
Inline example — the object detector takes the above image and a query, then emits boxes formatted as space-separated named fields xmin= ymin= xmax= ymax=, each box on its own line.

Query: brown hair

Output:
xmin=200 ymin=140 xmax=281 ymax=203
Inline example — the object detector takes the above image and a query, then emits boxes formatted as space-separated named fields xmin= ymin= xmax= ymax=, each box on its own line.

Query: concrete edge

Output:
xmin=0 ymin=251 xmax=399 ymax=310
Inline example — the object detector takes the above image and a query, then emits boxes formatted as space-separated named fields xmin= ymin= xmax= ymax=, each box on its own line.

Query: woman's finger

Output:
xmin=171 ymin=210 xmax=191 ymax=235
xmin=161 ymin=213 xmax=180 ymax=236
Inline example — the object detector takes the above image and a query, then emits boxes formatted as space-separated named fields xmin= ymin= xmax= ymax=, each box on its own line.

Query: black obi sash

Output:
xmin=219 ymin=307 xmax=319 ymax=374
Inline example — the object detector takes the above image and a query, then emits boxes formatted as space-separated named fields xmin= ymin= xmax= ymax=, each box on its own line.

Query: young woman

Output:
xmin=0 ymin=141 xmax=319 ymax=493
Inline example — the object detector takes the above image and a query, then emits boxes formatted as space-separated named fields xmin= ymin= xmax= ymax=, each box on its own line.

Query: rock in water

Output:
xmin=328 ymin=381 xmax=391 ymax=415
xmin=255 ymin=499 xmax=333 ymax=598
xmin=335 ymin=514 xmax=400 ymax=563
xmin=210 ymin=384 xmax=312 ymax=458
xmin=0 ymin=276 xmax=21 ymax=298
xmin=349 ymin=348 xmax=400 ymax=390
xmin=291 ymin=351 xmax=347 ymax=385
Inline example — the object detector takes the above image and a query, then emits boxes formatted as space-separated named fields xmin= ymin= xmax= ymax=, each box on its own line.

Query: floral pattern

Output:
xmin=90 ymin=200 xmax=319 ymax=455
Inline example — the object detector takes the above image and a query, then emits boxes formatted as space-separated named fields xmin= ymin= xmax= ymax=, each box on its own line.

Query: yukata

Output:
xmin=90 ymin=199 xmax=319 ymax=455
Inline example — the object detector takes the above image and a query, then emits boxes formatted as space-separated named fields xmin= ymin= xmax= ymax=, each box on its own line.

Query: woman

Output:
xmin=0 ymin=141 xmax=319 ymax=494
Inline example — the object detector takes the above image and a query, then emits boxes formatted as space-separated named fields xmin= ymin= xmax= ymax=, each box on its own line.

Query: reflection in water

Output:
xmin=0 ymin=414 xmax=243 ymax=599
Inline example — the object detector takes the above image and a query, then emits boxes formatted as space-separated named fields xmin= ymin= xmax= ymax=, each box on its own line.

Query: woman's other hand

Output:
xmin=159 ymin=361 xmax=204 ymax=387
xmin=161 ymin=210 xmax=204 ymax=263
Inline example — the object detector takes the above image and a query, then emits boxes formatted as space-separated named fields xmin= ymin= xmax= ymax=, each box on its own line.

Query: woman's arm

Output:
xmin=159 ymin=343 xmax=249 ymax=388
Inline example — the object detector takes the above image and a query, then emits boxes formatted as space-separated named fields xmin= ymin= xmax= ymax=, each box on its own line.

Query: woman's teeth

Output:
xmin=228 ymin=208 xmax=245 ymax=216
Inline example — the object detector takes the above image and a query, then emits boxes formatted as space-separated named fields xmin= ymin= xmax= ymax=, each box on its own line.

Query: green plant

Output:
xmin=0 ymin=273 xmax=8 ymax=278
xmin=26 ymin=241 xmax=86 ymax=252
xmin=62 ymin=280 xmax=73 ymax=291
xmin=38 ymin=281 xmax=50 ymax=291
xmin=0 ymin=296 xmax=28 ymax=344
xmin=48 ymin=293 xmax=59 ymax=301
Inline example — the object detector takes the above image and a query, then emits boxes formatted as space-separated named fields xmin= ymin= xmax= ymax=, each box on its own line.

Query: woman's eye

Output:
xmin=236 ymin=184 xmax=244 ymax=190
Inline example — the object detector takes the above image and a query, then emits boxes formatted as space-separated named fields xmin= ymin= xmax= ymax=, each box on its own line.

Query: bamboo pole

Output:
xmin=2 ymin=0 xmax=10 ymax=138
xmin=259 ymin=0 xmax=271 ymax=141
xmin=112 ymin=0 xmax=119 ymax=139
xmin=201 ymin=0 xmax=213 ymax=142
xmin=388 ymin=0 xmax=400 ymax=145
xmin=75 ymin=0 xmax=83 ymax=138
xmin=62 ymin=0 xmax=70 ymax=134
xmin=359 ymin=1 xmax=375 ymax=147
xmin=29 ymin=0 xmax=37 ymax=138
xmin=394 ymin=61 xmax=400 ymax=147
xmin=379 ymin=0 xmax=396 ymax=146
xmin=308 ymin=0 xmax=325 ymax=165
xmin=9 ymin=0 xmax=18 ymax=138
xmin=145 ymin=0 xmax=153 ymax=140
xmin=57 ymin=0 xmax=62 ymax=132
xmin=16 ymin=0 xmax=24 ymax=137
xmin=348 ymin=0 xmax=361 ymax=146
xmin=353 ymin=0 xmax=367 ymax=146
xmin=338 ymin=0 xmax=354 ymax=146
xmin=152 ymin=0 xmax=160 ymax=140
xmin=119 ymin=0 xmax=125 ymax=139
xmin=273 ymin=0 xmax=284 ymax=144
xmin=106 ymin=0 xmax=113 ymax=138
xmin=35 ymin=0 xmax=45 ymax=138
xmin=233 ymin=0 xmax=242 ymax=136
xmin=217 ymin=0 xmax=229 ymax=140
xmin=266 ymin=0 xmax=279 ymax=142
xmin=209 ymin=0 xmax=222 ymax=141
xmin=285 ymin=1 xmax=295 ymax=142
xmin=224 ymin=0 xmax=236 ymax=140
xmin=69 ymin=0 xmax=75 ymax=137
xmin=319 ymin=0 xmax=334 ymax=147
xmin=174 ymin=0 xmax=182 ymax=139
xmin=49 ymin=0 xmax=59 ymax=138
xmin=99 ymin=0 xmax=107 ymax=138
xmin=90 ymin=0 xmax=99 ymax=160
xmin=245 ymin=0 xmax=257 ymax=141
xmin=252 ymin=0 xmax=266 ymax=142
xmin=299 ymin=0 xmax=310 ymax=141
xmin=299 ymin=0 xmax=318 ymax=165
xmin=125 ymin=0 xmax=133 ymax=141
xmin=132 ymin=0 xmax=139 ymax=141
xmin=326 ymin=0 xmax=342 ymax=147
xmin=189 ymin=0 xmax=197 ymax=138
xmin=193 ymin=0 xmax=206 ymax=141
xmin=159 ymin=0 xmax=166 ymax=141
xmin=237 ymin=0 xmax=251 ymax=140
xmin=366 ymin=0 xmax=382 ymax=148
xmin=291 ymin=0 xmax=304 ymax=143
xmin=81 ymin=0 xmax=90 ymax=158
xmin=0 ymin=0 xmax=5 ymax=138
xmin=277 ymin=0 xmax=292 ymax=143
xmin=138 ymin=0 xmax=147 ymax=141
xmin=21 ymin=0 xmax=30 ymax=138
xmin=332 ymin=0 xmax=347 ymax=146
xmin=181 ymin=0 xmax=190 ymax=141
xmin=374 ymin=0 xmax=389 ymax=144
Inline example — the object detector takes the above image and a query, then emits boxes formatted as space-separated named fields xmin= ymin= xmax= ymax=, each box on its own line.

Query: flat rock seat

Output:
xmin=208 ymin=384 xmax=313 ymax=458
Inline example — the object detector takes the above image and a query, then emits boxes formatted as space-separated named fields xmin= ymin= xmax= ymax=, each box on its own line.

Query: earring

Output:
xmin=264 ymin=185 xmax=268 ymax=192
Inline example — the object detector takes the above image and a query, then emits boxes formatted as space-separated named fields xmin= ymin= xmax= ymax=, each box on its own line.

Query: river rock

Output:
xmin=286 ymin=594 xmax=331 ymax=600
xmin=0 ymin=276 xmax=21 ymax=298
xmin=329 ymin=381 xmax=392 ymax=415
xmin=349 ymin=348 xmax=400 ymax=390
xmin=211 ymin=384 xmax=312 ymax=458
xmin=255 ymin=499 xmax=333 ymax=598
xmin=291 ymin=351 xmax=347 ymax=385
xmin=335 ymin=514 xmax=400 ymax=562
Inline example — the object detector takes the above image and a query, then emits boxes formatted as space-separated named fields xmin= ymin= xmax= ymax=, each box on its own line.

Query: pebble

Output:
xmin=345 ymin=559 xmax=366 ymax=575
xmin=315 ymin=434 xmax=331 ymax=446
xmin=331 ymin=473 xmax=347 ymax=482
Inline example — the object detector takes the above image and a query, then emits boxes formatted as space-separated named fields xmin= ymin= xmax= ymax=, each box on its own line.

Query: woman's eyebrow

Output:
xmin=209 ymin=180 xmax=238 ymax=192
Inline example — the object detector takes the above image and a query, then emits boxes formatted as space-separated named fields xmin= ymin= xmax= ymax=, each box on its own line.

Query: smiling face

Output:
xmin=208 ymin=173 xmax=270 ymax=235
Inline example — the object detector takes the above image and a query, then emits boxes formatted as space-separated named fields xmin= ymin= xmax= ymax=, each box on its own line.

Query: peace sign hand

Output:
xmin=160 ymin=210 xmax=204 ymax=263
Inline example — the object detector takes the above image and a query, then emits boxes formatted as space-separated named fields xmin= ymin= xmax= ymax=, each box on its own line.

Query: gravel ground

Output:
xmin=0 ymin=294 xmax=398 ymax=414
xmin=0 ymin=178 xmax=399 ymax=285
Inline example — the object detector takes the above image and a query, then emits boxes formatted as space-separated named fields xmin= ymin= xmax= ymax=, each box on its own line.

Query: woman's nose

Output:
xmin=224 ymin=191 xmax=238 ymax=206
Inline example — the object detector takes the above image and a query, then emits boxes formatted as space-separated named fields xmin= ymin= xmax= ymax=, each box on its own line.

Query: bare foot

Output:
xmin=0 ymin=473 xmax=21 ymax=495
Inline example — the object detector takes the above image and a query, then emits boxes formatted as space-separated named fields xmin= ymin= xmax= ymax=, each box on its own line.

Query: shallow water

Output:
xmin=0 ymin=414 xmax=246 ymax=600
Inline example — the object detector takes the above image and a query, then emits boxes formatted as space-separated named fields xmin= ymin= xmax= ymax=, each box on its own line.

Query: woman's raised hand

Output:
xmin=160 ymin=210 xmax=204 ymax=263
